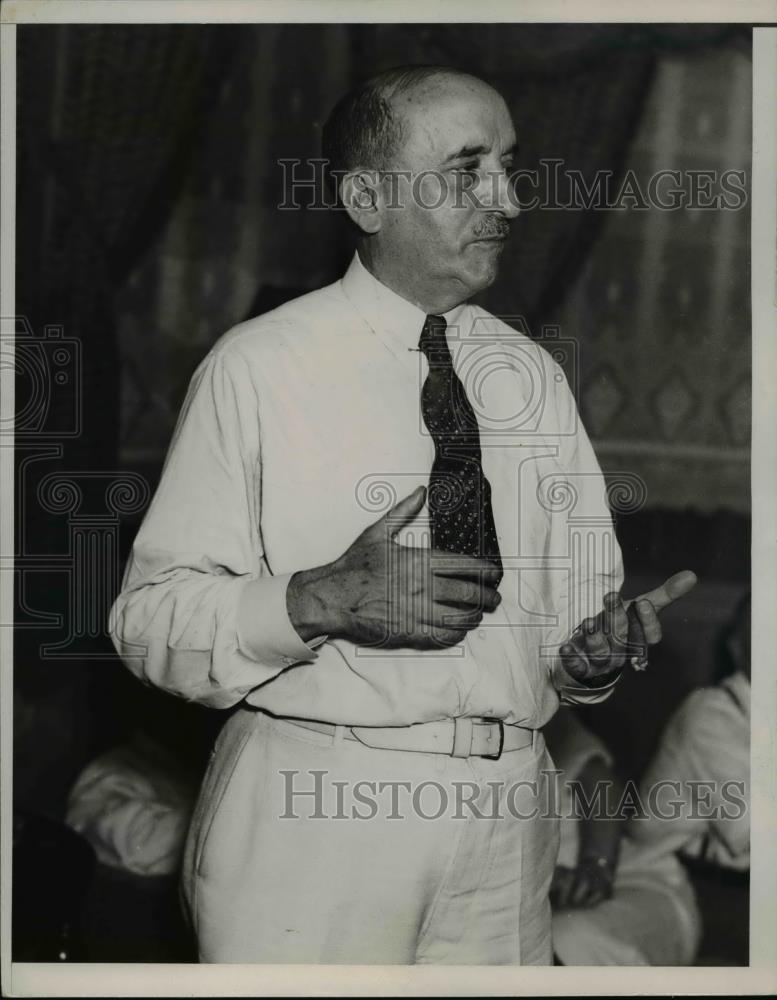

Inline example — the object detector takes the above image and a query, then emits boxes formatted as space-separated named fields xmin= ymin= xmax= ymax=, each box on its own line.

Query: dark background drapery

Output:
xmin=15 ymin=24 xmax=245 ymax=817
xmin=14 ymin=19 xmax=750 ymax=834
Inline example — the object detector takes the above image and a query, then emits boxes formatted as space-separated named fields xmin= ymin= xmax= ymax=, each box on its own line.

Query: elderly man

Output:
xmin=111 ymin=65 xmax=695 ymax=964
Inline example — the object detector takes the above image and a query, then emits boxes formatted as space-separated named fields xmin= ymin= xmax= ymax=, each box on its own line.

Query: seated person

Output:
xmin=66 ymin=729 xmax=198 ymax=878
xmin=547 ymin=593 xmax=750 ymax=965
xmin=633 ymin=593 xmax=750 ymax=875
xmin=545 ymin=709 xmax=700 ymax=966
xmin=632 ymin=592 xmax=750 ymax=964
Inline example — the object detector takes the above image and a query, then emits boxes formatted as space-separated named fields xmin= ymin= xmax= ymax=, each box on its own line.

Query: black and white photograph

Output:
xmin=2 ymin=1 xmax=776 ymax=995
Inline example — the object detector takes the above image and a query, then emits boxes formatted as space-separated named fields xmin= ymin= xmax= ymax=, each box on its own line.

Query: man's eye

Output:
xmin=453 ymin=164 xmax=479 ymax=176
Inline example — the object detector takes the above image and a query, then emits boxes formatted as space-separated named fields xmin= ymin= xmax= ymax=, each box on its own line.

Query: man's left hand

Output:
xmin=558 ymin=570 xmax=698 ymax=686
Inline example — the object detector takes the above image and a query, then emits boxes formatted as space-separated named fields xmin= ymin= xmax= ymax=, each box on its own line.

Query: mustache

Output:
xmin=472 ymin=216 xmax=512 ymax=240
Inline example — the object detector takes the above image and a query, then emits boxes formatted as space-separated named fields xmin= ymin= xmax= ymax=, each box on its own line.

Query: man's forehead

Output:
xmin=391 ymin=76 xmax=516 ymax=160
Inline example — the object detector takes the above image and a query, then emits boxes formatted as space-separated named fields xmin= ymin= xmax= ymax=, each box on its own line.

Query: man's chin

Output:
xmin=460 ymin=249 xmax=504 ymax=292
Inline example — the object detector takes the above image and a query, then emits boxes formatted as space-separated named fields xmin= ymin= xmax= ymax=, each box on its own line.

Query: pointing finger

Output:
xmin=633 ymin=570 xmax=698 ymax=613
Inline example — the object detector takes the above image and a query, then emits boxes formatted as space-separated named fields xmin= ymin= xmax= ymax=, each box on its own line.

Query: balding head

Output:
xmin=322 ymin=66 xmax=484 ymax=191
xmin=323 ymin=65 xmax=520 ymax=313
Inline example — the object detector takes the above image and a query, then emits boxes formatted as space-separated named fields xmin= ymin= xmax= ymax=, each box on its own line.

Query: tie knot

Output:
xmin=418 ymin=314 xmax=448 ymax=359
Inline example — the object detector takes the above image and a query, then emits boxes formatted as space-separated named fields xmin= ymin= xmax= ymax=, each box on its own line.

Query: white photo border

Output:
xmin=1 ymin=2 xmax=775 ymax=996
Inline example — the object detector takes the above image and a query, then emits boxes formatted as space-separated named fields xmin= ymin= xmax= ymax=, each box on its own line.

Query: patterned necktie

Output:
xmin=418 ymin=314 xmax=503 ymax=582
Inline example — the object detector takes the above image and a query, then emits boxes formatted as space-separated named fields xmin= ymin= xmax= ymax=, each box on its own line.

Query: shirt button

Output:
xmin=478 ymin=630 xmax=487 ymax=639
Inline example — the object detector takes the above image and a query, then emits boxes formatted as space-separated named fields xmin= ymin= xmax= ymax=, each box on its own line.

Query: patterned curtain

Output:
xmin=556 ymin=45 xmax=751 ymax=515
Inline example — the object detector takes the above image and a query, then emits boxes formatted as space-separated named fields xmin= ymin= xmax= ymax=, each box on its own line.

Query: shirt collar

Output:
xmin=341 ymin=251 xmax=468 ymax=357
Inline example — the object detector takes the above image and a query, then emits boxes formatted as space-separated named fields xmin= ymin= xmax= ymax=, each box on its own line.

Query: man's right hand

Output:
xmin=286 ymin=485 xmax=502 ymax=650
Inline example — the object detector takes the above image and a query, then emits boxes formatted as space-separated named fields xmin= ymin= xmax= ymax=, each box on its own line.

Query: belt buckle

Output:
xmin=481 ymin=718 xmax=504 ymax=761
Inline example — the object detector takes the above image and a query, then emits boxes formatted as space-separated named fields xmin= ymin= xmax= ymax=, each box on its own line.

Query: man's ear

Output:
xmin=340 ymin=169 xmax=383 ymax=234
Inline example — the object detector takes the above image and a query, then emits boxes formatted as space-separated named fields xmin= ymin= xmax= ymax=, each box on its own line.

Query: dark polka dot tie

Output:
xmin=419 ymin=314 xmax=503 ymax=582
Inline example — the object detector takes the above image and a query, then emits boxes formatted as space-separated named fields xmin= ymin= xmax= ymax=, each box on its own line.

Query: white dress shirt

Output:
xmin=111 ymin=253 xmax=623 ymax=726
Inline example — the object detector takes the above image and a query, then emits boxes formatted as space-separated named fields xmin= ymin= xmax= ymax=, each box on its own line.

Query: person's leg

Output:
xmin=414 ymin=735 xmax=558 ymax=966
xmin=182 ymin=710 xmax=464 ymax=963
xmin=182 ymin=711 xmax=556 ymax=964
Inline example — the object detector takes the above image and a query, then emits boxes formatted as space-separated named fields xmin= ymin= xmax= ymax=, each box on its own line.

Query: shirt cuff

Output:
xmin=237 ymin=573 xmax=326 ymax=669
xmin=551 ymin=658 xmax=622 ymax=706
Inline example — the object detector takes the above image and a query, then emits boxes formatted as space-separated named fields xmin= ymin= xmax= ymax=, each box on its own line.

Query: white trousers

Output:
xmin=181 ymin=707 xmax=558 ymax=964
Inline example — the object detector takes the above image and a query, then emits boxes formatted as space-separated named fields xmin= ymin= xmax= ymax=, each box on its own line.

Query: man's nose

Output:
xmin=495 ymin=170 xmax=520 ymax=220
xmin=478 ymin=169 xmax=520 ymax=220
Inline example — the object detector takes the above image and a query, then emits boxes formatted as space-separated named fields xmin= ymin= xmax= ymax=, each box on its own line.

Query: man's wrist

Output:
xmin=286 ymin=565 xmax=341 ymax=642
xmin=237 ymin=574 xmax=325 ymax=667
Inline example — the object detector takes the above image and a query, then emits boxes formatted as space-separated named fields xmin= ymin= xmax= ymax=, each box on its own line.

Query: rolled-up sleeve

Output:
xmin=542 ymin=358 xmax=625 ymax=706
xmin=109 ymin=343 xmax=320 ymax=710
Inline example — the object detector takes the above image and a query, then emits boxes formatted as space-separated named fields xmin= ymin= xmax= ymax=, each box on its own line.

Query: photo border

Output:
xmin=1 ymin=2 xmax=775 ymax=996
